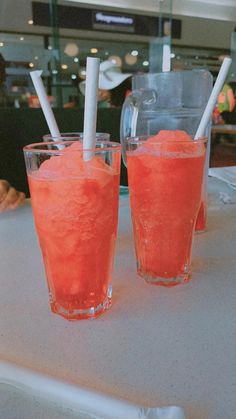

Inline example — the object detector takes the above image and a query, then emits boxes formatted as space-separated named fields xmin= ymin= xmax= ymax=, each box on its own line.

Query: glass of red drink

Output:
xmin=126 ymin=132 xmax=207 ymax=286
xmin=23 ymin=139 xmax=121 ymax=320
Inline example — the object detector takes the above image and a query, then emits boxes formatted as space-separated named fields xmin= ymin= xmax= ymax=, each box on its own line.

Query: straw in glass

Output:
xmin=194 ymin=57 xmax=232 ymax=140
xmin=82 ymin=57 xmax=100 ymax=161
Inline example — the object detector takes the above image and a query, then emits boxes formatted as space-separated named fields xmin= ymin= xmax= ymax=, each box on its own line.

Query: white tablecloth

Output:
xmin=0 ymin=174 xmax=236 ymax=419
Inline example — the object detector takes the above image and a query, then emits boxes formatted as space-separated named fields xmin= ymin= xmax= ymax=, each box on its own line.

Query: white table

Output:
xmin=0 ymin=176 xmax=236 ymax=419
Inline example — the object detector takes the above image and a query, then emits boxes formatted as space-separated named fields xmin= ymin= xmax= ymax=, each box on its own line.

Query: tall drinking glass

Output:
xmin=126 ymin=134 xmax=207 ymax=286
xmin=24 ymin=139 xmax=121 ymax=320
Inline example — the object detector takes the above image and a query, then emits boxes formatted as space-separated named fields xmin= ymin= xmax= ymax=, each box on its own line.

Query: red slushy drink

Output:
xmin=24 ymin=141 xmax=121 ymax=319
xmin=126 ymin=131 xmax=206 ymax=286
xmin=195 ymin=200 xmax=207 ymax=232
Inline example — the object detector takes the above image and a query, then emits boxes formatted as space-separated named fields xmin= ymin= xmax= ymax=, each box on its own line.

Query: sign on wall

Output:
xmin=32 ymin=2 xmax=181 ymax=39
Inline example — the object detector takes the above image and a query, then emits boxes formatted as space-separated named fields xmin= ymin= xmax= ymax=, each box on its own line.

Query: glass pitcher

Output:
xmin=120 ymin=70 xmax=213 ymax=231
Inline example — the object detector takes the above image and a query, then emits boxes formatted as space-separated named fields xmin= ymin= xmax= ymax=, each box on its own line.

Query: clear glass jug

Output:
xmin=120 ymin=70 xmax=213 ymax=231
xmin=121 ymin=70 xmax=212 ymax=145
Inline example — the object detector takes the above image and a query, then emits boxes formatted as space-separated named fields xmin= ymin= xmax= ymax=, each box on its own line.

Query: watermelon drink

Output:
xmin=195 ymin=199 xmax=207 ymax=232
xmin=126 ymin=131 xmax=207 ymax=286
xmin=24 ymin=140 xmax=121 ymax=320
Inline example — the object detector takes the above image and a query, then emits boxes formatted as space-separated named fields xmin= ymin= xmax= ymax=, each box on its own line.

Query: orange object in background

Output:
xmin=28 ymin=95 xmax=54 ymax=108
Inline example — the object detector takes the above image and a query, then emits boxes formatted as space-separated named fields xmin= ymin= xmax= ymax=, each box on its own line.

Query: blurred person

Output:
xmin=109 ymin=78 xmax=132 ymax=108
xmin=217 ymin=83 xmax=235 ymax=113
xmin=212 ymin=83 xmax=236 ymax=147
xmin=63 ymin=95 xmax=80 ymax=108
xmin=0 ymin=180 xmax=25 ymax=213
xmin=79 ymin=60 xmax=131 ymax=108
xmin=212 ymin=83 xmax=235 ymax=125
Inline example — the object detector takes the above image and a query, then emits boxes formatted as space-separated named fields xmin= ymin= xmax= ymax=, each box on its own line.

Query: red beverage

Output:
xmin=24 ymin=141 xmax=121 ymax=320
xmin=195 ymin=200 xmax=207 ymax=232
xmin=126 ymin=131 xmax=206 ymax=286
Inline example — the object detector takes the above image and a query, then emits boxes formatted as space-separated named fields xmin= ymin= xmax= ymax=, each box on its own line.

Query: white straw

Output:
xmin=0 ymin=360 xmax=186 ymax=419
xmin=83 ymin=57 xmax=100 ymax=161
xmin=30 ymin=70 xmax=61 ymax=139
xmin=194 ymin=57 xmax=232 ymax=140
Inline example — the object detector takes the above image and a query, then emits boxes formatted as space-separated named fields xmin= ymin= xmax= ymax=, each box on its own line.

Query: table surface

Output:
xmin=0 ymin=177 xmax=236 ymax=419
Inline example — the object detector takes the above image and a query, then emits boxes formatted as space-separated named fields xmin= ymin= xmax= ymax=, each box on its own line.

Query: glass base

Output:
xmin=195 ymin=203 xmax=207 ymax=233
xmin=137 ymin=267 xmax=191 ymax=287
xmin=50 ymin=286 xmax=112 ymax=321
xmin=195 ymin=218 xmax=207 ymax=233
xmin=195 ymin=227 xmax=207 ymax=234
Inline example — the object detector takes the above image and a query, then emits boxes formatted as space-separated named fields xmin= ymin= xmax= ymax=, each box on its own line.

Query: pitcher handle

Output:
xmin=120 ymin=89 xmax=157 ymax=166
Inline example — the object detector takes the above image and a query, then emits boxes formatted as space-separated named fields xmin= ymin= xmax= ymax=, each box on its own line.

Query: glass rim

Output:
xmin=43 ymin=132 xmax=110 ymax=140
xmin=134 ymin=69 xmax=212 ymax=77
xmin=23 ymin=140 xmax=121 ymax=154
xmin=125 ymin=135 xmax=208 ymax=145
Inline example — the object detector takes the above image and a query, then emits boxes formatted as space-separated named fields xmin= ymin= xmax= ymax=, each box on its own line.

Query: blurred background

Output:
xmin=0 ymin=0 xmax=236 ymax=108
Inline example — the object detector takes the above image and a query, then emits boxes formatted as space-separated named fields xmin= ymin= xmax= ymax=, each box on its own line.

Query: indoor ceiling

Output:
xmin=0 ymin=0 xmax=234 ymax=83
xmin=64 ymin=0 xmax=236 ymax=21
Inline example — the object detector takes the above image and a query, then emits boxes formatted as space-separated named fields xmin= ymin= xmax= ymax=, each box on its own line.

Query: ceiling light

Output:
xmin=90 ymin=48 xmax=98 ymax=54
xmin=219 ymin=54 xmax=230 ymax=62
xmin=28 ymin=19 xmax=34 ymax=25
xmin=79 ymin=69 xmax=86 ymax=79
xmin=131 ymin=50 xmax=138 ymax=56
xmin=74 ymin=57 xmax=79 ymax=63
xmin=108 ymin=55 xmax=122 ymax=67
xmin=48 ymin=46 xmax=53 ymax=50
xmin=125 ymin=53 xmax=137 ymax=65
xmin=52 ymin=70 xmax=58 ymax=74
xmin=61 ymin=64 xmax=68 ymax=70
xmin=29 ymin=62 xmax=34 ymax=68
xmin=0 ymin=42 xmax=4 ymax=47
xmin=71 ymin=74 xmax=77 ymax=79
xmin=20 ymin=37 xmax=24 ymax=41
xmin=64 ymin=42 xmax=79 ymax=57
xmin=142 ymin=60 xmax=149 ymax=66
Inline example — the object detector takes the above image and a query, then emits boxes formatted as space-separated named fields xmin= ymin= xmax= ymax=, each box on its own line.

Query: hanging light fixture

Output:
xmin=64 ymin=42 xmax=79 ymax=57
